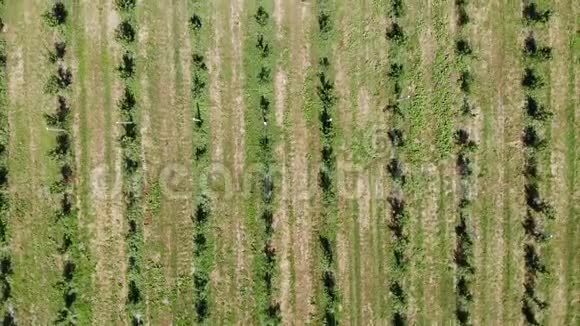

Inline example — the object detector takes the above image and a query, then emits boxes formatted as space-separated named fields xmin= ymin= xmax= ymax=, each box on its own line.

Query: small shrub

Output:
xmin=46 ymin=66 xmax=73 ymax=93
xmin=320 ymin=108 xmax=332 ymax=136
xmin=456 ymin=39 xmax=472 ymax=56
xmin=523 ymin=3 xmax=551 ymax=25
xmin=522 ymin=126 xmax=544 ymax=149
xmin=456 ymin=6 xmax=469 ymax=26
xmin=192 ymin=74 xmax=206 ymax=98
xmin=524 ymin=244 xmax=546 ymax=274
xmin=388 ymin=128 xmax=404 ymax=147
xmin=318 ymin=12 xmax=331 ymax=34
xmin=114 ymin=0 xmax=136 ymax=11
xmin=256 ymin=34 xmax=270 ymax=58
xmin=523 ymin=33 xmax=552 ymax=60
xmin=525 ymin=183 xmax=548 ymax=213
xmin=522 ymin=67 xmax=543 ymax=89
xmin=391 ymin=0 xmax=404 ymax=18
xmin=189 ymin=14 xmax=202 ymax=31
xmin=388 ymin=63 xmax=404 ymax=78
xmin=317 ymin=72 xmax=335 ymax=107
xmin=524 ymin=96 xmax=552 ymax=121
xmin=459 ymin=70 xmax=473 ymax=93
xmin=322 ymin=144 xmax=333 ymax=163
xmin=393 ymin=312 xmax=406 ymax=326
xmin=49 ymin=41 xmax=67 ymax=63
xmin=260 ymin=95 xmax=270 ymax=118
xmin=119 ymin=87 xmax=136 ymax=112
xmin=387 ymin=158 xmax=405 ymax=184
xmin=390 ymin=282 xmax=406 ymax=303
xmin=44 ymin=2 xmax=67 ymax=27
xmin=524 ymin=156 xmax=538 ymax=178
xmin=192 ymin=53 xmax=207 ymax=71
xmin=116 ymin=20 xmax=136 ymax=43
xmin=255 ymin=6 xmax=269 ymax=26
xmin=386 ymin=22 xmax=405 ymax=43
xmin=51 ymin=133 xmax=71 ymax=158
xmin=118 ymin=51 xmax=135 ymax=79
xmin=257 ymin=66 xmax=271 ymax=83
xmin=128 ymin=280 xmax=141 ymax=304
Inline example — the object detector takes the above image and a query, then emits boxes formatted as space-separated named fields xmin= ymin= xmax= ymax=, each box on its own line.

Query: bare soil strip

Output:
xmin=287 ymin=1 xmax=315 ymax=323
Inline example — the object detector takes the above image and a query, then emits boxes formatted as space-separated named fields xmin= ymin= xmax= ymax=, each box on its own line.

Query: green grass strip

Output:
xmin=188 ymin=0 xmax=215 ymax=323
xmin=0 ymin=1 xmax=15 ymax=323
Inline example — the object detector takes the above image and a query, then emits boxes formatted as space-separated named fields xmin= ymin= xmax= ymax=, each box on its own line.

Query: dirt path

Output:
xmin=206 ymin=1 xmax=236 ymax=322
xmin=547 ymin=0 xmax=578 ymax=323
xmin=271 ymin=0 xmax=292 ymax=320
xmin=226 ymin=0 xmax=252 ymax=321
xmin=286 ymin=1 xmax=316 ymax=323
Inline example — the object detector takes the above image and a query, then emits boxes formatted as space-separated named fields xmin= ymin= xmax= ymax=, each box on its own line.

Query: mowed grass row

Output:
xmin=0 ymin=0 xmax=14 ymax=323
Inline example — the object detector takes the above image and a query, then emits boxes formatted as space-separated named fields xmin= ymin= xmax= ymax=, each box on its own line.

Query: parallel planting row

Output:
xmin=452 ymin=0 xmax=477 ymax=324
xmin=247 ymin=3 xmax=282 ymax=323
xmin=0 ymin=0 xmax=13 ymax=323
xmin=384 ymin=0 xmax=409 ymax=324
xmin=43 ymin=2 xmax=85 ymax=323
xmin=520 ymin=1 xmax=555 ymax=325
xmin=113 ymin=0 xmax=144 ymax=323
xmin=315 ymin=0 xmax=339 ymax=323
xmin=188 ymin=0 xmax=213 ymax=322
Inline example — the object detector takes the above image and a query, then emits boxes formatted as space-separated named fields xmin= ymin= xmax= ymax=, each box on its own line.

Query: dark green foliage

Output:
xmin=522 ymin=125 xmax=544 ymax=149
xmin=49 ymin=41 xmax=67 ymax=63
xmin=192 ymin=53 xmax=207 ymax=71
xmin=523 ymin=2 xmax=551 ymax=25
xmin=318 ymin=12 xmax=331 ymax=35
xmin=43 ymin=2 xmax=67 ymax=27
xmin=46 ymin=65 xmax=73 ymax=93
xmin=523 ymin=33 xmax=552 ymax=60
xmin=192 ymin=74 xmax=206 ymax=98
xmin=456 ymin=39 xmax=472 ymax=56
xmin=257 ymin=66 xmax=271 ymax=83
xmin=388 ymin=128 xmax=404 ymax=147
xmin=119 ymin=87 xmax=137 ymax=112
xmin=387 ymin=158 xmax=405 ymax=184
xmin=393 ymin=312 xmax=406 ymax=326
xmin=390 ymin=0 xmax=404 ymax=18
xmin=388 ymin=63 xmax=404 ymax=78
xmin=522 ymin=67 xmax=543 ymax=89
xmin=116 ymin=20 xmax=136 ymax=43
xmin=458 ymin=70 xmax=473 ymax=94
xmin=386 ymin=22 xmax=405 ymax=43
xmin=255 ymin=6 xmax=269 ymax=26
xmin=128 ymin=280 xmax=141 ymax=304
xmin=114 ymin=0 xmax=136 ymax=11
xmin=45 ymin=96 xmax=70 ymax=128
xmin=256 ymin=34 xmax=270 ymax=58
xmin=189 ymin=14 xmax=202 ymax=31
xmin=523 ymin=96 xmax=552 ymax=121
xmin=118 ymin=51 xmax=135 ymax=79
xmin=317 ymin=71 xmax=335 ymax=109
xmin=456 ymin=6 xmax=469 ymax=26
